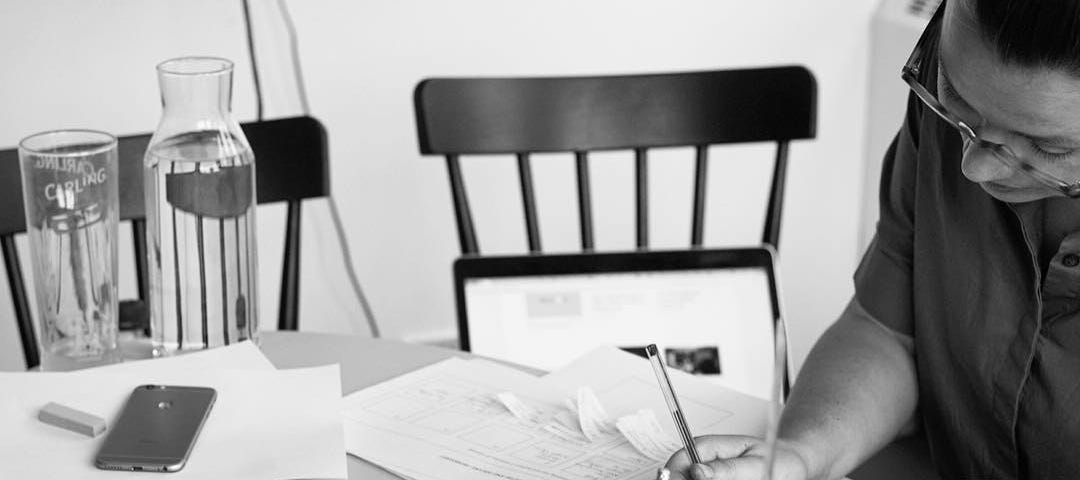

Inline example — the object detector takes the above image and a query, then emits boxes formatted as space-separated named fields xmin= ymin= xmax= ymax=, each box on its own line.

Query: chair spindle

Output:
xmin=635 ymin=148 xmax=648 ymax=249
xmin=445 ymin=154 xmax=479 ymax=254
xmin=763 ymin=141 xmax=790 ymax=249
xmin=691 ymin=145 xmax=709 ymax=247
xmin=575 ymin=151 xmax=594 ymax=251
xmin=517 ymin=153 xmax=542 ymax=253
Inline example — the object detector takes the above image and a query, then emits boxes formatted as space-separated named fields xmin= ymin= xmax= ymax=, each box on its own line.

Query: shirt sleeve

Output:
xmin=853 ymin=90 xmax=924 ymax=338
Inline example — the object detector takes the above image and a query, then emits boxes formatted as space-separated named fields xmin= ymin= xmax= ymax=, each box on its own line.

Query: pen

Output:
xmin=646 ymin=344 xmax=702 ymax=465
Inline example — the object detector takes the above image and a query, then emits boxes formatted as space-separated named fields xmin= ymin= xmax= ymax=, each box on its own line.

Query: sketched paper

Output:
xmin=616 ymin=410 xmax=682 ymax=462
xmin=344 ymin=358 xmax=655 ymax=480
xmin=343 ymin=348 xmax=768 ymax=480
xmin=576 ymin=387 xmax=615 ymax=441
xmin=497 ymin=392 xmax=545 ymax=424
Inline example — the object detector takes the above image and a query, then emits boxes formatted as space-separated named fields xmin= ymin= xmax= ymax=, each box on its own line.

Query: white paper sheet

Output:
xmin=0 ymin=365 xmax=345 ymax=480
xmin=538 ymin=347 xmax=769 ymax=439
xmin=576 ymin=387 xmax=615 ymax=441
xmin=342 ymin=347 xmax=769 ymax=480
xmin=344 ymin=358 xmax=560 ymax=480
xmin=497 ymin=392 xmax=546 ymax=424
xmin=615 ymin=410 xmax=682 ymax=462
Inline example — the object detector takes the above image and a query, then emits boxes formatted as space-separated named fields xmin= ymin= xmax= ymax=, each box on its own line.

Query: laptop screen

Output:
xmin=463 ymin=266 xmax=776 ymax=399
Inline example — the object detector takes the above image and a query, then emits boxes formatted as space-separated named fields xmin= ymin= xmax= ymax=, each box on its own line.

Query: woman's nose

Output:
xmin=960 ymin=141 xmax=1015 ymax=184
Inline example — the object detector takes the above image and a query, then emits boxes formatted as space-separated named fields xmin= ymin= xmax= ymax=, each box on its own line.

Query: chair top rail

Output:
xmin=415 ymin=66 xmax=817 ymax=155
xmin=0 ymin=116 xmax=330 ymax=236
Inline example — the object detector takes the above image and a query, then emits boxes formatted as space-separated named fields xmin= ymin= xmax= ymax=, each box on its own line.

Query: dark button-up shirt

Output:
xmin=854 ymin=38 xmax=1080 ymax=479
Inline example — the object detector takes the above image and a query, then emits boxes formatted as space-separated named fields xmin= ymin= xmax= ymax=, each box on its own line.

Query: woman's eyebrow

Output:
xmin=938 ymin=62 xmax=974 ymax=109
xmin=939 ymin=61 xmax=1080 ymax=147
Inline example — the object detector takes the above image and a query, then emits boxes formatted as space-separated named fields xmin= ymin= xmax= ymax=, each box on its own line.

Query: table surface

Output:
xmin=256 ymin=331 xmax=939 ymax=480
xmin=258 ymin=331 xmax=492 ymax=479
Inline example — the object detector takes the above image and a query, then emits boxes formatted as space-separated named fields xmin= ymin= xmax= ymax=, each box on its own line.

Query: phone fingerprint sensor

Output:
xmin=157 ymin=401 xmax=172 ymax=410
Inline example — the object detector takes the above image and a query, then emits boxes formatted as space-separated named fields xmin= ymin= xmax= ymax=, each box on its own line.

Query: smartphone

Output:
xmin=94 ymin=385 xmax=216 ymax=472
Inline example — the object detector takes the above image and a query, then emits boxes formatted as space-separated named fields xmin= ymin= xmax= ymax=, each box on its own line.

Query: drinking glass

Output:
xmin=18 ymin=130 xmax=120 ymax=371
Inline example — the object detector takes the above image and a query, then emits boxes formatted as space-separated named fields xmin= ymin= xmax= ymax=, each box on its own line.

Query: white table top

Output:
xmin=258 ymin=331 xmax=500 ymax=480
xmin=256 ymin=331 xmax=925 ymax=480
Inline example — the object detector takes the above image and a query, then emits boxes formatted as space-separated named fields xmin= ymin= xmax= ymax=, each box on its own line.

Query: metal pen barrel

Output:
xmin=646 ymin=344 xmax=702 ymax=465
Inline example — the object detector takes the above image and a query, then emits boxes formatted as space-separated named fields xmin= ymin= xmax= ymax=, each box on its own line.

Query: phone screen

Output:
xmin=95 ymin=385 xmax=216 ymax=472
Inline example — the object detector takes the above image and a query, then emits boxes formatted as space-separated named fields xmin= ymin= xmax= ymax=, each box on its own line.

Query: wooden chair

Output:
xmin=1 ymin=116 xmax=329 ymax=369
xmin=413 ymin=67 xmax=817 ymax=255
xmin=415 ymin=68 xmax=816 ymax=397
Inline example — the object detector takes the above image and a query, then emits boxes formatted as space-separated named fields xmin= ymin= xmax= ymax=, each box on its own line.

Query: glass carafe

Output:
xmin=144 ymin=57 xmax=258 ymax=355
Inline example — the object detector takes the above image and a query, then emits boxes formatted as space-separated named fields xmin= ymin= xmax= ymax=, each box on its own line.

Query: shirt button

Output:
xmin=1064 ymin=254 xmax=1080 ymax=267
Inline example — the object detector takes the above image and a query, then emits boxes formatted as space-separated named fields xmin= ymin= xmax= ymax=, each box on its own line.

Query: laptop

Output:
xmin=454 ymin=247 xmax=785 ymax=399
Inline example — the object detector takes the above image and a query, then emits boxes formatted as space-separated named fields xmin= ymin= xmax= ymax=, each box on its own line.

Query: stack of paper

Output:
xmin=0 ymin=341 xmax=346 ymax=480
xmin=343 ymin=347 xmax=769 ymax=480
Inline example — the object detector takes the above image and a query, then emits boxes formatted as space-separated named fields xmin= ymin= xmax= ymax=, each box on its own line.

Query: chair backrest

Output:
xmin=413 ymin=66 xmax=817 ymax=254
xmin=1 ymin=115 xmax=330 ymax=369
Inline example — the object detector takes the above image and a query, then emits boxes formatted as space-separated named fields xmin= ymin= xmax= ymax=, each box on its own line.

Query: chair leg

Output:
xmin=278 ymin=200 xmax=301 ymax=331
xmin=3 ymin=236 xmax=39 ymax=369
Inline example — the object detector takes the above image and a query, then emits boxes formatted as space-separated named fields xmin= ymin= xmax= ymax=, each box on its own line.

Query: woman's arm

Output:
xmin=665 ymin=298 xmax=919 ymax=480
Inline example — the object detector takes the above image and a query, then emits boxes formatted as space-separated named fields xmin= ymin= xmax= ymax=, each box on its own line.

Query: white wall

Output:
xmin=0 ymin=0 xmax=876 ymax=372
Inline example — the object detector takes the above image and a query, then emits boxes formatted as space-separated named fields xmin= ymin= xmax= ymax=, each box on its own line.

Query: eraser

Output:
xmin=38 ymin=402 xmax=107 ymax=437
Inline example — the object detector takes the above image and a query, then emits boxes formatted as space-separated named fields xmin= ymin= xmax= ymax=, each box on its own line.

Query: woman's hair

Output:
xmin=971 ymin=0 xmax=1080 ymax=75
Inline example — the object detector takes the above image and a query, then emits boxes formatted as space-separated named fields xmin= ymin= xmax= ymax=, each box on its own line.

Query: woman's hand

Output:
xmin=663 ymin=435 xmax=811 ymax=480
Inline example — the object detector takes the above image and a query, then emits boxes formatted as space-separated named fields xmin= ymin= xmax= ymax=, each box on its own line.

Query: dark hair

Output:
xmin=971 ymin=0 xmax=1080 ymax=75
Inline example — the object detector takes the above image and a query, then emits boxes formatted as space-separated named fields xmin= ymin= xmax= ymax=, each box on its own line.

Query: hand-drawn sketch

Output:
xmin=343 ymin=350 xmax=767 ymax=480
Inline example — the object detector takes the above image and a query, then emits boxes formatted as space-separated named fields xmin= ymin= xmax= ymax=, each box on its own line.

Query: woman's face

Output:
xmin=941 ymin=0 xmax=1080 ymax=203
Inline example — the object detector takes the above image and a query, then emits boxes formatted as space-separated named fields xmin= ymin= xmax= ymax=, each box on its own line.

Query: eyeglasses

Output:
xmin=900 ymin=2 xmax=1080 ymax=198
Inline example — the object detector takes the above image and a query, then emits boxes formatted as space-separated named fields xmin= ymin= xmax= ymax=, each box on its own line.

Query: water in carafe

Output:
xmin=145 ymin=132 xmax=257 ymax=353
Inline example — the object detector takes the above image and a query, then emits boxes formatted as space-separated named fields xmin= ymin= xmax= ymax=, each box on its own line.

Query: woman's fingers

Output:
xmin=665 ymin=435 xmax=769 ymax=480
xmin=665 ymin=435 xmax=761 ymax=469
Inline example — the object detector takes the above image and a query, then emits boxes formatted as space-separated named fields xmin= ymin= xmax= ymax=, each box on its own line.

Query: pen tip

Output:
xmin=646 ymin=344 xmax=658 ymax=356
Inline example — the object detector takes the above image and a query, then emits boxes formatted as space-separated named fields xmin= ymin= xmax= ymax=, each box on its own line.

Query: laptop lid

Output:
xmin=454 ymin=247 xmax=783 ymax=399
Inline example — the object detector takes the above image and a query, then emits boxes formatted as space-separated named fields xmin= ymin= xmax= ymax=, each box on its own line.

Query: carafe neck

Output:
xmin=156 ymin=57 xmax=234 ymax=123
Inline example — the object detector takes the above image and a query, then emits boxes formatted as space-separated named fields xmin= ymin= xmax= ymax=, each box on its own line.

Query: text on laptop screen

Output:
xmin=464 ymin=267 xmax=775 ymax=399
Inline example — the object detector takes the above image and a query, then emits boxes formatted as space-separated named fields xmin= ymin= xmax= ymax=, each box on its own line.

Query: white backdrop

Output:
xmin=0 ymin=0 xmax=878 ymax=372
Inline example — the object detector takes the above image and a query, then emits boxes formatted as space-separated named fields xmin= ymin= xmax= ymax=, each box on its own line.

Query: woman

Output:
xmin=668 ymin=1 xmax=1080 ymax=478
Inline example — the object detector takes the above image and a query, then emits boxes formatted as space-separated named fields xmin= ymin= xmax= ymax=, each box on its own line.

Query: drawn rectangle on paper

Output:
xmin=459 ymin=424 xmax=533 ymax=451
xmin=602 ymin=440 xmax=657 ymax=466
xmin=563 ymin=454 xmax=642 ymax=480
xmin=363 ymin=395 xmax=430 ymax=420
xmin=447 ymin=395 xmax=505 ymax=417
xmin=600 ymin=377 xmax=733 ymax=426
xmin=413 ymin=410 xmax=482 ymax=434
xmin=399 ymin=379 xmax=478 ymax=404
xmin=509 ymin=440 xmax=583 ymax=466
